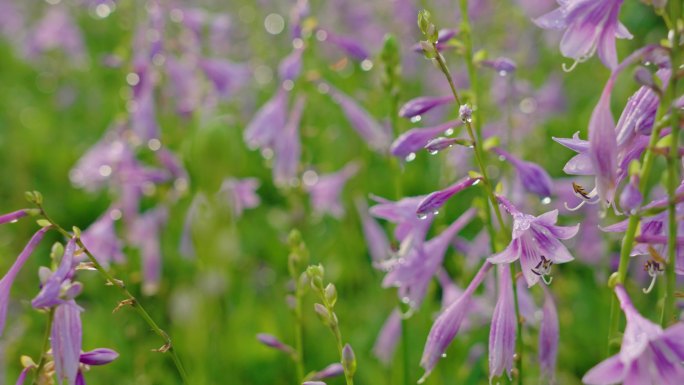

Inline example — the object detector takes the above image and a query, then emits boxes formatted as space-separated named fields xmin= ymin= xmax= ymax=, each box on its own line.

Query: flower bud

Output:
xmin=342 ymin=344 xmax=357 ymax=376
xmin=324 ymin=283 xmax=337 ymax=307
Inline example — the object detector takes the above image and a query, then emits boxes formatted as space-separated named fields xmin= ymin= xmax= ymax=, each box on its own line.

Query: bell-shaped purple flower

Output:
xmin=199 ymin=58 xmax=249 ymax=99
xmin=534 ymin=0 xmax=632 ymax=69
xmin=278 ymin=47 xmax=304 ymax=82
xmin=416 ymin=176 xmax=482 ymax=218
xmin=274 ymin=96 xmax=305 ymax=186
xmin=32 ymin=238 xmax=78 ymax=309
xmin=305 ymin=162 xmax=359 ymax=218
xmin=398 ymin=96 xmax=452 ymax=119
xmin=382 ymin=209 xmax=476 ymax=309
xmin=619 ymin=174 xmax=642 ymax=214
xmin=489 ymin=264 xmax=516 ymax=382
xmin=79 ymin=348 xmax=119 ymax=366
xmin=355 ymin=198 xmax=391 ymax=263
xmin=128 ymin=206 xmax=168 ymax=295
xmin=244 ymin=88 xmax=288 ymax=150
xmin=318 ymin=29 xmax=369 ymax=61
xmin=488 ymin=196 xmax=579 ymax=287
xmin=165 ymin=56 xmax=201 ymax=116
xmin=583 ymin=285 xmax=684 ymax=384
xmin=373 ymin=309 xmax=402 ymax=365
xmin=327 ymin=84 xmax=392 ymax=151
xmin=370 ymin=195 xmax=433 ymax=252
xmin=493 ymin=147 xmax=553 ymax=199
xmin=539 ymin=287 xmax=559 ymax=383
xmin=588 ymin=88 xmax=618 ymax=206
xmin=481 ymin=57 xmax=517 ymax=76
xmin=81 ymin=209 xmax=125 ymax=266
xmin=390 ymin=120 xmax=462 ymax=160
xmin=419 ymin=261 xmax=493 ymax=382
xmin=52 ymin=300 xmax=83 ymax=385
xmin=0 ymin=227 xmax=49 ymax=336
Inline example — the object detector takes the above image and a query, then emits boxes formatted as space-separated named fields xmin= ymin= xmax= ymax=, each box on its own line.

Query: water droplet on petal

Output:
xmin=541 ymin=196 xmax=551 ymax=205
xmin=410 ymin=115 xmax=422 ymax=123
xmin=417 ymin=212 xmax=428 ymax=220
xmin=444 ymin=128 xmax=454 ymax=136
xmin=405 ymin=152 xmax=416 ymax=162
xmin=441 ymin=353 xmax=447 ymax=358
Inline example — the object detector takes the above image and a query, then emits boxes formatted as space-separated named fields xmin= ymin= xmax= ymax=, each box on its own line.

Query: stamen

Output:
xmin=541 ymin=275 xmax=554 ymax=285
xmin=562 ymin=59 xmax=580 ymax=72
xmin=642 ymin=275 xmax=657 ymax=294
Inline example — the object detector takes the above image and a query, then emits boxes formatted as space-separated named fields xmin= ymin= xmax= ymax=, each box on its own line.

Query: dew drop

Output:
xmin=428 ymin=149 xmax=439 ymax=155
xmin=444 ymin=128 xmax=454 ymax=136
xmin=410 ymin=115 xmax=422 ymax=123
xmin=541 ymin=196 xmax=551 ymax=205
xmin=498 ymin=70 xmax=508 ymax=77
xmin=417 ymin=212 xmax=428 ymax=220
xmin=432 ymin=210 xmax=440 ymax=216
xmin=441 ymin=353 xmax=447 ymax=358
xmin=405 ymin=152 xmax=416 ymax=162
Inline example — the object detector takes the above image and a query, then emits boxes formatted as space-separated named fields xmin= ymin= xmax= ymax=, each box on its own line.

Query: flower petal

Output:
xmin=582 ymin=354 xmax=625 ymax=385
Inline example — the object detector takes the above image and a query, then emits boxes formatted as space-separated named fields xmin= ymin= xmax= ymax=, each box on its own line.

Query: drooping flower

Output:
xmin=487 ymin=196 xmax=579 ymax=287
xmin=416 ymin=176 xmax=482 ymax=218
xmin=52 ymin=300 xmax=83 ymax=385
xmin=370 ymin=195 xmax=433 ymax=254
xmin=419 ymin=261 xmax=493 ymax=382
xmin=390 ymin=120 xmax=462 ymax=160
xmin=278 ymin=47 xmax=304 ymax=82
xmin=398 ymin=95 xmax=452 ymax=119
xmin=488 ymin=264 xmax=516 ymax=382
xmin=305 ymin=162 xmax=359 ymax=218
xmin=244 ymin=88 xmax=288 ymax=151
xmin=534 ymin=0 xmax=632 ymax=69
xmin=492 ymin=147 xmax=553 ymax=199
xmin=582 ymin=285 xmax=684 ymax=384
xmin=32 ymin=238 xmax=80 ymax=309
xmin=382 ymin=209 xmax=477 ymax=310
xmin=373 ymin=309 xmax=402 ymax=365
xmin=274 ymin=95 xmax=305 ymax=187
xmin=539 ymin=287 xmax=559 ymax=383
xmin=0 ymin=227 xmax=49 ymax=336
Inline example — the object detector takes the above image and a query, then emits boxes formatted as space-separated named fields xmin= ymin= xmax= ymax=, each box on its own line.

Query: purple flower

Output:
xmin=199 ymin=58 xmax=249 ymax=99
xmin=305 ymin=162 xmax=359 ymax=218
xmin=619 ymin=174 xmax=642 ymax=214
xmin=589 ymin=88 xmax=619 ymax=206
xmin=79 ymin=348 xmax=119 ymax=366
xmin=165 ymin=56 xmax=201 ymax=116
xmin=390 ymin=120 xmax=462 ymax=160
xmin=373 ymin=309 xmax=401 ymax=365
xmin=32 ymin=238 xmax=79 ymax=309
xmin=278 ymin=47 xmax=304 ymax=82
xmin=398 ymin=96 xmax=452 ymax=119
xmin=327 ymin=84 xmax=392 ymax=152
xmin=355 ymin=198 xmax=391 ymax=263
xmin=419 ymin=261 xmax=493 ymax=382
xmin=274 ymin=95 xmax=305 ymax=187
xmin=256 ymin=333 xmax=295 ymax=354
xmin=244 ymin=89 xmax=288 ymax=150
xmin=26 ymin=7 xmax=86 ymax=65
xmin=52 ymin=300 xmax=83 ymax=385
xmin=382 ymin=209 xmax=477 ymax=309
xmin=217 ymin=178 xmax=261 ymax=217
xmin=0 ymin=228 xmax=49 ymax=336
xmin=583 ymin=285 xmax=684 ymax=384
xmin=416 ymin=176 xmax=482 ymax=218
xmin=318 ymin=29 xmax=369 ymax=61
xmin=493 ymin=147 xmax=553 ymax=199
xmin=129 ymin=60 xmax=160 ymax=141
xmin=81 ymin=209 xmax=125 ymax=266
xmin=370 ymin=195 xmax=433 ymax=252
xmin=488 ymin=196 xmax=579 ymax=287
xmin=489 ymin=264 xmax=516 ymax=382
xmin=310 ymin=363 xmax=344 ymax=380
xmin=128 ymin=206 xmax=168 ymax=295
xmin=534 ymin=0 xmax=632 ymax=69
xmin=539 ymin=287 xmax=559 ymax=383
xmin=481 ymin=57 xmax=517 ymax=76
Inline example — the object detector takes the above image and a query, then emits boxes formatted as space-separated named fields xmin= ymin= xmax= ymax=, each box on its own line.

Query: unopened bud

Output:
xmin=342 ymin=344 xmax=357 ymax=376
xmin=324 ymin=283 xmax=337 ymax=307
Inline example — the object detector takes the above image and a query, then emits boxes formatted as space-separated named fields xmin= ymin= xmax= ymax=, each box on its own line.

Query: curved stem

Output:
xmin=36 ymin=204 xmax=190 ymax=385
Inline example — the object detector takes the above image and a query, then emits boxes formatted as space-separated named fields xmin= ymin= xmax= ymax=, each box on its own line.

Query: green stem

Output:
xmin=31 ymin=308 xmax=55 ymax=385
xmin=663 ymin=0 xmax=681 ymax=327
xmin=293 ymin=284 xmax=305 ymax=382
xmin=401 ymin=313 xmax=411 ymax=385
xmin=36 ymin=205 xmax=190 ymax=385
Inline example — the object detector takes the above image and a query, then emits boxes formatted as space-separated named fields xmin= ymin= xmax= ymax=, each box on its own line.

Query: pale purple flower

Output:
xmin=493 ymin=147 xmax=553 ymax=199
xmin=398 ymin=96 xmax=452 ymax=119
xmin=32 ymin=238 xmax=79 ymax=309
xmin=370 ymin=195 xmax=433 ymax=253
xmin=481 ymin=57 xmax=517 ymax=75
xmin=327 ymin=84 xmax=392 ymax=151
xmin=382 ymin=209 xmax=476 ymax=310
xmin=69 ymin=133 xmax=134 ymax=192
xmin=52 ymin=300 xmax=82 ymax=385
xmin=79 ymin=348 xmax=119 ymax=366
xmin=165 ymin=56 xmax=201 ymax=116
xmin=0 ymin=227 xmax=49 ymax=336
xmin=128 ymin=206 xmax=168 ymax=295
xmin=459 ymin=104 xmax=472 ymax=122
xmin=179 ymin=193 xmax=206 ymax=259
xmin=26 ymin=7 xmax=86 ymax=64
xmin=244 ymin=88 xmax=288 ymax=150
xmin=217 ymin=178 xmax=261 ymax=218
xmin=310 ymin=363 xmax=344 ymax=380
xmin=373 ymin=309 xmax=401 ymax=365
xmin=199 ymin=58 xmax=249 ymax=99
xmin=355 ymin=198 xmax=391 ymax=263
xmin=424 ymin=137 xmax=470 ymax=154
xmin=289 ymin=0 xmax=309 ymax=39
xmin=256 ymin=333 xmax=295 ymax=354
xmin=130 ymin=60 xmax=160 ymax=141
xmin=278 ymin=47 xmax=304 ymax=82
xmin=489 ymin=264 xmax=516 ymax=382
xmin=390 ymin=120 xmax=462 ymax=159
xmin=305 ymin=162 xmax=359 ymax=218
xmin=539 ymin=287 xmax=559 ymax=383
xmin=81 ymin=209 xmax=125 ymax=266
xmin=488 ymin=196 xmax=579 ymax=287
xmin=583 ymin=285 xmax=684 ymax=384
xmin=619 ymin=175 xmax=642 ymax=214
xmin=589 ymin=87 xmax=618 ymax=206
xmin=416 ymin=176 xmax=482 ymax=218
xmin=534 ymin=0 xmax=632 ymax=69
xmin=318 ymin=29 xmax=369 ymax=61
xmin=419 ymin=261 xmax=493 ymax=382
xmin=274 ymin=95 xmax=305 ymax=187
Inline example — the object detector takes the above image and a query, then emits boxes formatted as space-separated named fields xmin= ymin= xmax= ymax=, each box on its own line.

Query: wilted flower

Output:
xmin=582 ymin=285 xmax=684 ymax=384
xmin=534 ymin=0 xmax=632 ymax=69
xmin=487 ymin=196 xmax=579 ymax=287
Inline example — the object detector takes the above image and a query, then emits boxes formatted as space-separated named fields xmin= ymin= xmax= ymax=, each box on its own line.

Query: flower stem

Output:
xmin=400 ymin=311 xmax=411 ymax=385
xmin=31 ymin=308 xmax=55 ymax=385
xmin=36 ymin=204 xmax=190 ymax=385
xmin=662 ymin=0 xmax=681 ymax=327
xmin=293 ymin=281 xmax=306 ymax=382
